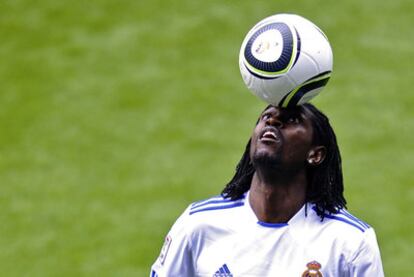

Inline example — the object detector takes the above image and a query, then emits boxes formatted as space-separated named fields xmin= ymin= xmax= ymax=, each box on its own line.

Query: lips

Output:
xmin=259 ymin=127 xmax=280 ymax=143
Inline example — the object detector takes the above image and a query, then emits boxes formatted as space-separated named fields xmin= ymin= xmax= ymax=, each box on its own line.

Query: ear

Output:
xmin=307 ymin=146 xmax=326 ymax=166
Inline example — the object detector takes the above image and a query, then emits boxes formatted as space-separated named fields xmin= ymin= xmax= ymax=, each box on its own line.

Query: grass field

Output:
xmin=1 ymin=0 xmax=413 ymax=276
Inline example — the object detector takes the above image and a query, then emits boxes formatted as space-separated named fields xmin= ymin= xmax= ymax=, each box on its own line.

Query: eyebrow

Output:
xmin=262 ymin=107 xmax=278 ymax=114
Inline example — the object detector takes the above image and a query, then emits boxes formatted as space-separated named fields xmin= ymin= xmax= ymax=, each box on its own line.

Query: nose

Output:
xmin=266 ymin=115 xmax=283 ymax=128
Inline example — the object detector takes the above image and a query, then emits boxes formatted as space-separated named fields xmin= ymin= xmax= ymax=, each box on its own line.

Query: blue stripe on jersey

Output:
xmin=191 ymin=194 xmax=246 ymax=210
xmin=150 ymin=270 xmax=158 ymax=277
xmin=189 ymin=201 xmax=245 ymax=215
xmin=312 ymin=207 xmax=368 ymax=232
xmin=323 ymin=214 xmax=366 ymax=232
xmin=339 ymin=209 xmax=371 ymax=229
xmin=257 ymin=221 xmax=288 ymax=228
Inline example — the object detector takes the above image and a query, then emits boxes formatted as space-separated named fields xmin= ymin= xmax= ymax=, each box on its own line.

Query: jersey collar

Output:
xmin=245 ymin=190 xmax=309 ymax=228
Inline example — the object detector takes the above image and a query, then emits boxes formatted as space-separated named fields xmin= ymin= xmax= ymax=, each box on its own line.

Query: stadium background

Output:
xmin=0 ymin=0 xmax=412 ymax=275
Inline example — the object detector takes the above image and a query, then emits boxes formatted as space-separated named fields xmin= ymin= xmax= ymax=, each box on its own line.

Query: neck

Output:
xmin=249 ymin=166 xmax=307 ymax=223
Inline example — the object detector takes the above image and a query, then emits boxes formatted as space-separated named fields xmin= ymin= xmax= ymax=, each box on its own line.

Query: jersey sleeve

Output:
xmin=348 ymin=228 xmax=384 ymax=277
xmin=150 ymin=206 xmax=195 ymax=277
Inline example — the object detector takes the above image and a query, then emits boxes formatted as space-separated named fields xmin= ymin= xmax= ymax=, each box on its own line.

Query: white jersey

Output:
xmin=150 ymin=192 xmax=384 ymax=277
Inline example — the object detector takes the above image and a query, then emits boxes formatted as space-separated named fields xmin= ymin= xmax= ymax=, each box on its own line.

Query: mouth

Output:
xmin=259 ymin=127 xmax=280 ymax=143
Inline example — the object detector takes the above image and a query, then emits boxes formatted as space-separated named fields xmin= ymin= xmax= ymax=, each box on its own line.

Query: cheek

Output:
xmin=285 ymin=145 xmax=309 ymax=160
xmin=284 ymin=131 xmax=313 ymax=158
xmin=249 ymin=131 xmax=258 ymax=157
xmin=249 ymin=138 xmax=255 ymax=159
xmin=251 ymin=125 xmax=262 ymax=143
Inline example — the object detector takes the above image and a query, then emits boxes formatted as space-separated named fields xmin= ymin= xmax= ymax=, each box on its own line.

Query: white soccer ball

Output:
xmin=239 ymin=14 xmax=333 ymax=107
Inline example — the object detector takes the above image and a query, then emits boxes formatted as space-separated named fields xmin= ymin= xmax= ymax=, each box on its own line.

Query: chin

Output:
xmin=252 ymin=150 xmax=281 ymax=169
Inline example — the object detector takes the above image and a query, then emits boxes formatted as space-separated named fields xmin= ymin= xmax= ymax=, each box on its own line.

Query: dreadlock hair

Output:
xmin=221 ymin=103 xmax=346 ymax=218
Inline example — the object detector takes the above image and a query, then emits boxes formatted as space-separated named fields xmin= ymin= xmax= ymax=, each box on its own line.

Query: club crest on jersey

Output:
xmin=302 ymin=261 xmax=323 ymax=277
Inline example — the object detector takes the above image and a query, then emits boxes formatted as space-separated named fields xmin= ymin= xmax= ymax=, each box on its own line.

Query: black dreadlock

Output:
xmin=221 ymin=103 xmax=346 ymax=219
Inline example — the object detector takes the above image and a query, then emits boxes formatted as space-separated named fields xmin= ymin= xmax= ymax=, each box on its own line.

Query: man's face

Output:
xmin=250 ymin=105 xmax=315 ymax=169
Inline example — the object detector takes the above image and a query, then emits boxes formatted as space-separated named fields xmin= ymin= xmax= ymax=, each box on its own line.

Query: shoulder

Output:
xmin=307 ymin=205 xmax=379 ymax=256
xmin=300 ymin=205 xmax=376 ymax=252
xmin=299 ymin=206 xmax=383 ymax=270
xmin=315 ymin=207 xmax=384 ymax=275
xmin=170 ymin=194 xmax=247 ymax=237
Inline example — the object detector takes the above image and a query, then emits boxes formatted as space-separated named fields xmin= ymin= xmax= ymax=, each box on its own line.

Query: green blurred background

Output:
xmin=1 ymin=0 xmax=413 ymax=276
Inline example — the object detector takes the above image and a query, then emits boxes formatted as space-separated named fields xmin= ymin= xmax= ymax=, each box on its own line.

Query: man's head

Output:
xmin=250 ymin=105 xmax=326 ymax=173
xmin=222 ymin=103 xmax=346 ymax=216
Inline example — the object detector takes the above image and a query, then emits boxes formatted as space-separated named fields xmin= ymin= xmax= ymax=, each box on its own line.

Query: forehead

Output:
xmin=261 ymin=105 xmax=310 ymax=119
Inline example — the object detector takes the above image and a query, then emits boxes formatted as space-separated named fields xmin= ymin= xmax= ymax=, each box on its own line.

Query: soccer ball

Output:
xmin=239 ymin=14 xmax=333 ymax=107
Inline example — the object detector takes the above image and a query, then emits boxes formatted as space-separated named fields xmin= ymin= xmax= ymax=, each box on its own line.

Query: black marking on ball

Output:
xmin=244 ymin=23 xmax=294 ymax=74
xmin=287 ymin=76 xmax=330 ymax=107
xmin=243 ymin=63 xmax=281 ymax=80
xmin=292 ymin=27 xmax=301 ymax=67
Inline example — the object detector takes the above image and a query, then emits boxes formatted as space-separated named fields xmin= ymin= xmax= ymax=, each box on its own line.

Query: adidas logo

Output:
xmin=213 ymin=264 xmax=233 ymax=277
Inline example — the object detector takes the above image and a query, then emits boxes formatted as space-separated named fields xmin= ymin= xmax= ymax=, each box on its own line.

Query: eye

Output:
xmin=261 ymin=112 xmax=272 ymax=121
xmin=286 ymin=116 xmax=300 ymax=124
